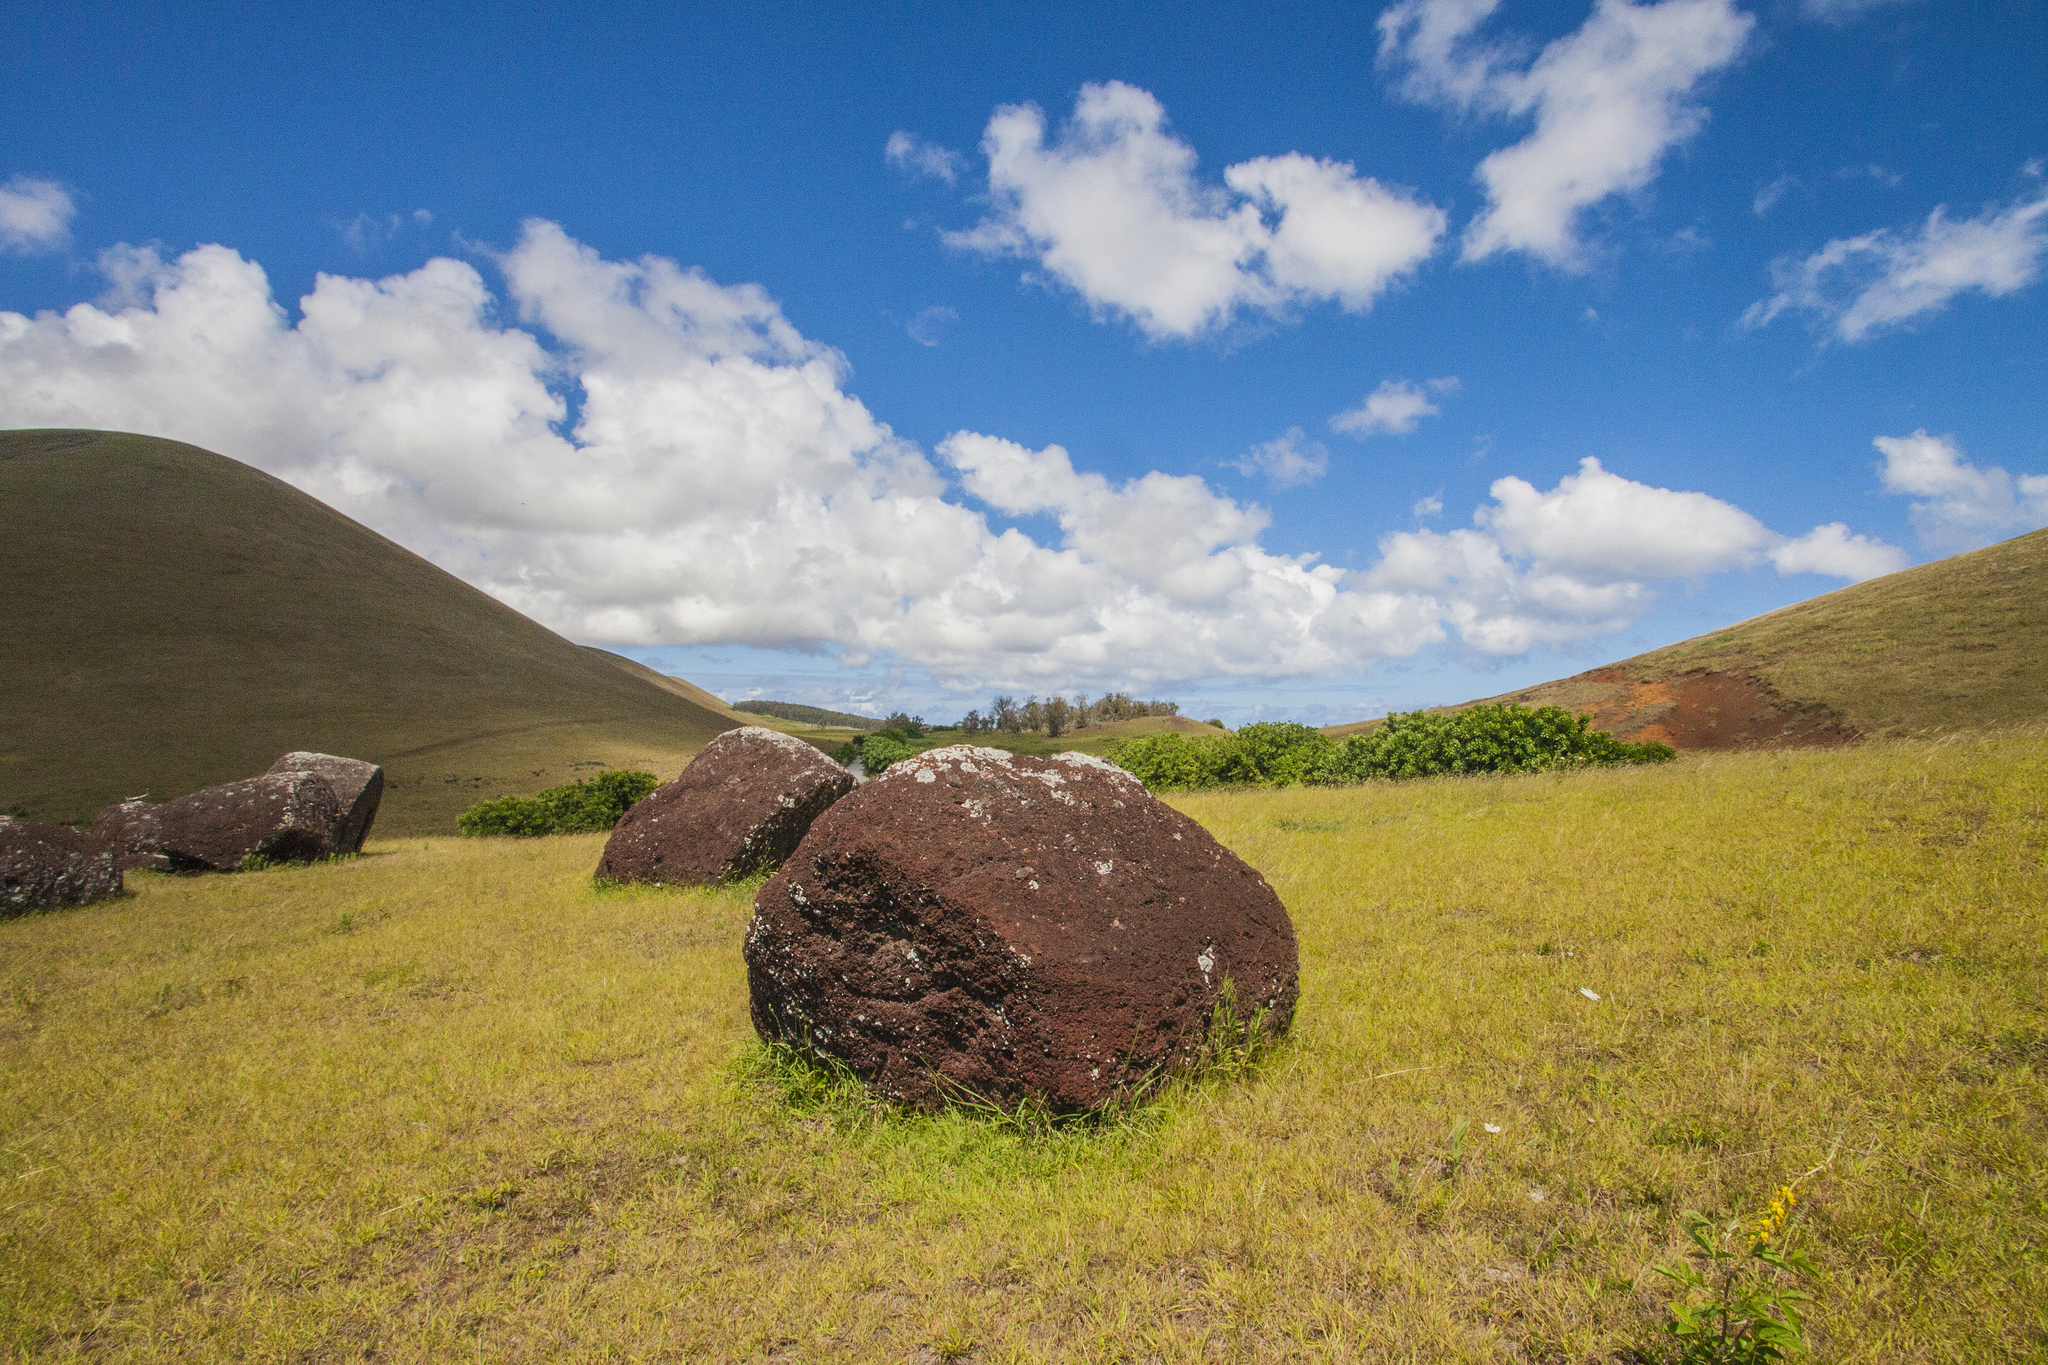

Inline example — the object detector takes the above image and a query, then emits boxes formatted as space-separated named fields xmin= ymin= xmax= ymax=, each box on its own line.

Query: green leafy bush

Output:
xmin=456 ymin=770 xmax=661 ymax=837
xmin=831 ymin=724 xmax=940 ymax=775
xmin=1106 ymin=704 xmax=1674 ymax=791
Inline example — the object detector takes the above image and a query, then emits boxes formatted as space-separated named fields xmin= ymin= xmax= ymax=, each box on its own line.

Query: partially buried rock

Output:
xmin=596 ymin=727 xmax=854 ymax=886
xmin=149 ymin=773 xmax=345 ymax=871
xmin=745 ymin=745 xmax=1299 ymax=1113
xmin=267 ymin=752 xmax=384 ymax=853
xmin=1 ymin=816 xmax=122 ymax=914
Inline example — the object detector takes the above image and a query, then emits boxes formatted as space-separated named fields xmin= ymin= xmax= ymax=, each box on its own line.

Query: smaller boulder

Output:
xmin=596 ymin=727 xmax=854 ymax=886
xmin=152 ymin=773 xmax=345 ymax=871
xmin=267 ymin=752 xmax=385 ymax=852
xmin=2 ymin=816 xmax=122 ymax=914
xmin=90 ymin=799 xmax=171 ymax=872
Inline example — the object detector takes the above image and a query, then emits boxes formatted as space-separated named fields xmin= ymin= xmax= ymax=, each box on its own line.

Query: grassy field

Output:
xmin=3 ymin=736 xmax=2043 ymax=1361
xmin=0 ymin=430 xmax=736 ymax=837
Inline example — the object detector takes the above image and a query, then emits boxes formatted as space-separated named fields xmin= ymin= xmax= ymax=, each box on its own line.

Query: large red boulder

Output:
xmin=267 ymin=752 xmax=384 ymax=852
xmin=2 ymin=816 xmax=122 ymax=914
xmin=744 ymin=745 xmax=1299 ymax=1112
xmin=596 ymin=727 xmax=854 ymax=886
xmin=144 ymin=773 xmax=345 ymax=871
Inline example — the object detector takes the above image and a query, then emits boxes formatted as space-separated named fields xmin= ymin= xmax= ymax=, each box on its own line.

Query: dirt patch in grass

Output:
xmin=1502 ymin=665 xmax=1859 ymax=750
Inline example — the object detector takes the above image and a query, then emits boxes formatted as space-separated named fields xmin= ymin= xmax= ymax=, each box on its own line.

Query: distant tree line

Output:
xmin=957 ymin=692 xmax=1180 ymax=739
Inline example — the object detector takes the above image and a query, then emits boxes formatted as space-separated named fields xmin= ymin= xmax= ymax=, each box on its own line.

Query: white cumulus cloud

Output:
xmin=1874 ymin=430 xmax=2048 ymax=554
xmin=1227 ymin=427 xmax=1330 ymax=488
xmin=1378 ymin=0 xmax=1753 ymax=269
xmin=0 ymin=176 xmax=76 ymax=254
xmin=0 ymin=224 xmax=1898 ymax=686
xmin=942 ymin=81 xmax=1444 ymax=340
xmin=1743 ymin=182 xmax=2048 ymax=343
xmin=1332 ymin=376 xmax=1459 ymax=437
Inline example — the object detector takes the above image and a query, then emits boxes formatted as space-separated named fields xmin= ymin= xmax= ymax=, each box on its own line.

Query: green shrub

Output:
xmin=1106 ymin=704 xmax=1674 ymax=791
xmin=831 ymin=725 xmax=942 ymax=775
xmin=456 ymin=770 xmax=661 ymax=837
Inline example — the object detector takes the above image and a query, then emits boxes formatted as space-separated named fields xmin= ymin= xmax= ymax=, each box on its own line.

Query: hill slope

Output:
xmin=0 ymin=430 xmax=740 ymax=834
xmin=1325 ymin=527 xmax=2048 ymax=748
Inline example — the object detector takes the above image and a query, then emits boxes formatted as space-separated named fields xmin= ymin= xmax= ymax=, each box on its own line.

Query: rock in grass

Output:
xmin=595 ymin=727 xmax=854 ymax=886
xmin=1 ymin=816 xmax=122 ymax=913
xmin=149 ymin=773 xmax=345 ymax=871
xmin=90 ymin=798 xmax=171 ymax=872
xmin=267 ymin=752 xmax=384 ymax=852
xmin=744 ymin=745 xmax=1299 ymax=1113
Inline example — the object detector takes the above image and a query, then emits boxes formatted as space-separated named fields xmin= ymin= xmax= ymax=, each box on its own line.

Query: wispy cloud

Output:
xmin=1743 ymin=178 xmax=2048 ymax=342
xmin=0 ymin=175 xmax=76 ymax=254
xmin=1229 ymin=427 xmax=1330 ymax=488
xmin=885 ymin=131 xmax=962 ymax=185
xmin=338 ymin=208 xmax=433 ymax=254
xmin=1753 ymin=174 xmax=1800 ymax=215
xmin=1331 ymin=376 xmax=1459 ymax=437
xmin=905 ymin=305 xmax=957 ymax=347
xmin=1799 ymin=0 xmax=1920 ymax=25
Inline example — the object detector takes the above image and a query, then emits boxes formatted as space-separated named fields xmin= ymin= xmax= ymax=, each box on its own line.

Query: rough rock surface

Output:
xmin=149 ymin=773 xmax=345 ymax=871
xmin=267 ymin=752 xmax=385 ymax=852
xmin=90 ymin=798 xmax=171 ymax=872
xmin=596 ymin=727 xmax=854 ymax=886
xmin=745 ymin=746 xmax=1299 ymax=1112
xmin=2 ymin=816 xmax=122 ymax=914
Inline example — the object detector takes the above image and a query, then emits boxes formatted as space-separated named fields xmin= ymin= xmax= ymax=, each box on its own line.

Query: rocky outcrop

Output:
xmin=267 ymin=752 xmax=384 ymax=852
xmin=744 ymin=745 xmax=1299 ymax=1113
xmin=148 ymin=773 xmax=345 ymax=871
xmin=595 ymin=727 xmax=854 ymax=886
xmin=2 ymin=816 xmax=122 ymax=914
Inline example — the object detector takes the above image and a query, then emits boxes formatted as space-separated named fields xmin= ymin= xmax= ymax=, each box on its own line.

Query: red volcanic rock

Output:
xmin=745 ymin=745 xmax=1299 ymax=1113
xmin=267 ymin=752 xmax=384 ymax=852
xmin=1 ymin=816 xmax=122 ymax=914
xmin=595 ymin=727 xmax=855 ymax=886
xmin=150 ymin=773 xmax=345 ymax=871
xmin=90 ymin=798 xmax=171 ymax=872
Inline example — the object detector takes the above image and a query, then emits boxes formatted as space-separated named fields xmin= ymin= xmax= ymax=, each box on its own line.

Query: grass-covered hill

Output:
xmin=0 ymin=430 xmax=741 ymax=835
xmin=1327 ymin=527 xmax=2048 ymax=749
xmin=729 ymin=700 xmax=886 ymax=730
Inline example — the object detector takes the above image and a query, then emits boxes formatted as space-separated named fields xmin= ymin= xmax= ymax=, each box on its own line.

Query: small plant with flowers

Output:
xmin=1653 ymin=1153 xmax=1833 ymax=1364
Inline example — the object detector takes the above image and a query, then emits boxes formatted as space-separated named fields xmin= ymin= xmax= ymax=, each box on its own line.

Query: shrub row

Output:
xmin=456 ymin=770 xmax=661 ymax=836
xmin=1105 ymin=705 xmax=1675 ymax=791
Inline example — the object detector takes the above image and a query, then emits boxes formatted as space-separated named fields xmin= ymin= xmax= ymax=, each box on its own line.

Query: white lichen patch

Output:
xmin=914 ymin=768 xmax=936 ymax=783
xmin=1094 ymin=860 xmax=1114 ymax=877
xmin=1197 ymin=947 xmax=1215 ymax=982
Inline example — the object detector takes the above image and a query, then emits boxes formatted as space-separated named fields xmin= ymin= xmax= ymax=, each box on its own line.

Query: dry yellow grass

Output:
xmin=2 ymin=738 xmax=2044 ymax=1361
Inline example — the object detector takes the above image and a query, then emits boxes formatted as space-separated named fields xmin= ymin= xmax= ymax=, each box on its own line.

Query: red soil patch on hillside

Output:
xmin=1492 ymin=666 xmax=1856 ymax=751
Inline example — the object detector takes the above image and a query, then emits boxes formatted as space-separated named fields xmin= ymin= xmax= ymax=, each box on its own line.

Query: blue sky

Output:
xmin=3 ymin=0 xmax=2044 ymax=723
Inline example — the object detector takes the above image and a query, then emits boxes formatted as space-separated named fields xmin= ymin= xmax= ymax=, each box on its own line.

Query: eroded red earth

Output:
xmin=1496 ymin=666 xmax=1856 ymax=751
